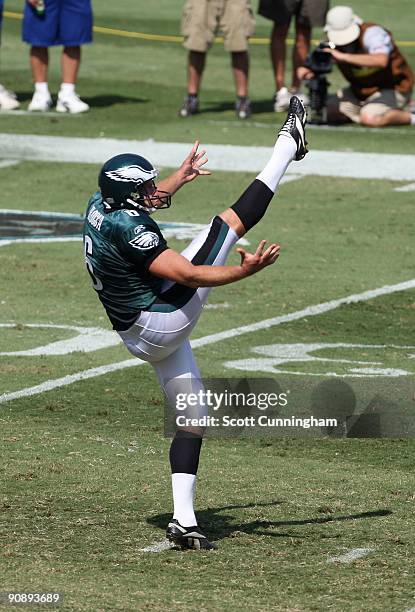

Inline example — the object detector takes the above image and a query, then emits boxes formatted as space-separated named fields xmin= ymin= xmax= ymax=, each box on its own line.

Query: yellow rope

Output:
xmin=4 ymin=11 xmax=415 ymax=47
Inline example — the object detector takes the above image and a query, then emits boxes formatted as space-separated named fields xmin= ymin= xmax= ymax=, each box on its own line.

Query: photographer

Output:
xmin=298 ymin=5 xmax=414 ymax=127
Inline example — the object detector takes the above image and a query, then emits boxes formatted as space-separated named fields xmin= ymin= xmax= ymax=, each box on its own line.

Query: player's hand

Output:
xmin=236 ymin=240 xmax=281 ymax=276
xmin=178 ymin=140 xmax=211 ymax=184
xmin=27 ymin=0 xmax=39 ymax=5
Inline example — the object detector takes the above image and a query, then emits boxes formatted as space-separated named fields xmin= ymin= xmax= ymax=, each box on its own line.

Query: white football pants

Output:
xmin=118 ymin=215 xmax=239 ymax=413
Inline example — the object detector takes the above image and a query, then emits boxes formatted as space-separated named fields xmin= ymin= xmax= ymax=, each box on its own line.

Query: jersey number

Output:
xmin=84 ymin=236 xmax=103 ymax=291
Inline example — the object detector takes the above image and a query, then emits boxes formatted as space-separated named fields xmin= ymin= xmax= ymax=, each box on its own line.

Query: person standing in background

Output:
xmin=258 ymin=0 xmax=329 ymax=111
xmin=23 ymin=0 xmax=93 ymax=113
xmin=0 ymin=0 xmax=20 ymax=109
xmin=178 ymin=0 xmax=255 ymax=120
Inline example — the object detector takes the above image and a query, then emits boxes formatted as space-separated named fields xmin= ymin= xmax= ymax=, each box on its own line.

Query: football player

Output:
xmin=83 ymin=97 xmax=308 ymax=550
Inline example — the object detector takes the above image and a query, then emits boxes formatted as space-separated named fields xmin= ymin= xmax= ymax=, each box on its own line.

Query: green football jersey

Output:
xmin=83 ymin=192 xmax=168 ymax=330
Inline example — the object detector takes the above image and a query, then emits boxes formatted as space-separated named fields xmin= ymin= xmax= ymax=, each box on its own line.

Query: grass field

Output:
xmin=1 ymin=1 xmax=415 ymax=611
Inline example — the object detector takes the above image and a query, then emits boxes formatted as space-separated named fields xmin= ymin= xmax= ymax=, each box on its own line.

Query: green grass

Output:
xmin=1 ymin=162 xmax=415 ymax=610
xmin=1 ymin=397 xmax=415 ymax=610
xmin=1 ymin=1 xmax=415 ymax=610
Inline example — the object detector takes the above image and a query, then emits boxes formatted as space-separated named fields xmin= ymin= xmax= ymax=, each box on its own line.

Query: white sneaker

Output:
xmin=296 ymin=91 xmax=310 ymax=107
xmin=56 ymin=92 xmax=89 ymax=114
xmin=0 ymin=84 xmax=20 ymax=110
xmin=28 ymin=91 xmax=52 ymax=112
xmin=273 ymin=87 xmax=292 ymax=112
xmin=273 ymin=88 xmax=310 ymax=113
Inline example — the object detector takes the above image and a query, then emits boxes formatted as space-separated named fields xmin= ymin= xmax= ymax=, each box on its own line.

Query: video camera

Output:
xmin=304 ymin=42 xmax=334 ymax=124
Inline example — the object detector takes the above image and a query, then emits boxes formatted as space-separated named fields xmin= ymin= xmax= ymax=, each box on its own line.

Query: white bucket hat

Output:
xmin=324 ymin=5 xmax=363 ymax=46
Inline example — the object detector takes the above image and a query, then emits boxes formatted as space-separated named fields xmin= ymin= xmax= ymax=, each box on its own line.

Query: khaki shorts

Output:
xmin=335 ymin=87 xmax=411 ymax=123
xmin=258 ymin=0 xmax=328 ymax=27
xmin=181 ymin=0 xmax=255 ymax=53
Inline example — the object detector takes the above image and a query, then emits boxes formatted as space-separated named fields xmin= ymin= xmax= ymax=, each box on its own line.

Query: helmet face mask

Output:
xmin=127 ymin=180 xmax=171 ymax=213
xmin=98 ymin=153 xmax=171 ymax=213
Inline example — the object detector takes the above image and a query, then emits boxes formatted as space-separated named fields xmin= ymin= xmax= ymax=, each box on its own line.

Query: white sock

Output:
xmin=59 ymin=82 xmax=75 ymax=96
xmin=411 ymin=113 xmax=415 ymax=126
xmin=256 ymin=135 xmax=297 ymax=193
xmin=34 ymin=82 xmax=49 ymax=95
xmin=171 ymin=473 xmax=197 ymax=527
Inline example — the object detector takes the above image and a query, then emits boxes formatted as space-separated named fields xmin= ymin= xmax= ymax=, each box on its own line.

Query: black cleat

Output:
xmin=178 ymin=95 xmax=199 ymax=118
xmin=235 ymin=96 xmax=251 ymax=119
xmin=278 ymin=95 xmax=308 ymax=160
xmin=166 ymin=519 xmax=217 ymax=551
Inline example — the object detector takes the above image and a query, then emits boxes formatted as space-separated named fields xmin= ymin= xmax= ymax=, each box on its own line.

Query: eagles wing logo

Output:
xmin=128 ymin=231 xmax=160 ymax=250
xmin=105 ymin=165 xmax=154 ymax=183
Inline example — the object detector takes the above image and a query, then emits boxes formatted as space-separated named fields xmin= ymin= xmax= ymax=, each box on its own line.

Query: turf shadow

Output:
xmin=195 ymin=98 xmax=274 ymax=116
xmin=82 ymin=94 xmax=148 ymax=108
xmin=147 ymin=504 xmax=392 ymax=542
xmin=12 ymin=92 xmax=147 ymax=107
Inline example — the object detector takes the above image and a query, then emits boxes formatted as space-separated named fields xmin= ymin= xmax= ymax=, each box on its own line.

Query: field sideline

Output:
xmin=1 ymin=133 xmax=415 ymax=181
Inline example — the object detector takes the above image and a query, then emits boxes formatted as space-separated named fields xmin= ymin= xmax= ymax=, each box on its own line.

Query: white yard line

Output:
xmin=0 ymin=159 xmax=20 ymax=169
xmin=207 ymin=119 xmax=413 ymax=135
xmin=394 ymin=183 xmax=415 ymax=192
xmin=0 ymin=358 xmax=141 ymax=403
xmin=190 ymin=278 xmax=415 ymax=348
xmin=1 ymin=278 xmax=414 ymax=405
xmin=0 ymin=133 xmax=414 ymax=180
xmin=0 ymin=208 xmax=82 ymax=218
xmin=327 ymin=548 xmax=374 ymax=563
xmin=0 ymin=236 xmax=81 ymax=248
xmin=0 ymin=323 xmax=121 ymax=357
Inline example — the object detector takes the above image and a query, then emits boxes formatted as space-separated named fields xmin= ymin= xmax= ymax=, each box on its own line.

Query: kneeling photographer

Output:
xmin=298 ymin=5 xmax=414 ymax=127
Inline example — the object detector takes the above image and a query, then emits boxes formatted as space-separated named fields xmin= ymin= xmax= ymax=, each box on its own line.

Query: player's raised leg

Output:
xmin=220 ymin=96 xmax=308 ymax=237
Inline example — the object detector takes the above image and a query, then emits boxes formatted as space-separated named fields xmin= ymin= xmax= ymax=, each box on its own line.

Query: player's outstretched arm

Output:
xmin=148 ymin=240 xmax=280 ymax=288
xmin=156 ymin=141 xmax=210 ymax=197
